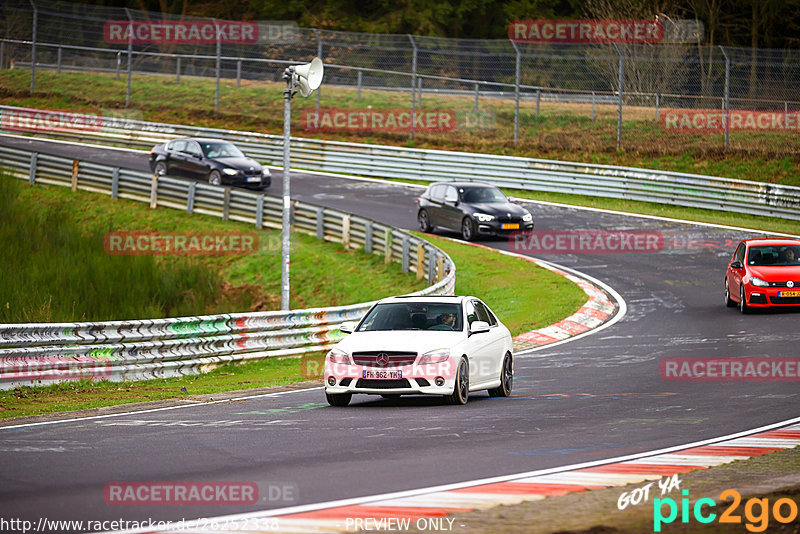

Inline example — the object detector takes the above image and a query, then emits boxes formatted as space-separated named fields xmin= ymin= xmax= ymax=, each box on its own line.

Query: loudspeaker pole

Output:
xmin=280 ymin=66 xmax=295 ymax=311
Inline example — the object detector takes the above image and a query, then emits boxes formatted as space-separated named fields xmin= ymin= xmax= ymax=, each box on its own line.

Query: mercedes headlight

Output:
xmin=418 ymin=348 xmax=450 ymax=365
xmin=327 ymin=348 xmax=351 ymax=364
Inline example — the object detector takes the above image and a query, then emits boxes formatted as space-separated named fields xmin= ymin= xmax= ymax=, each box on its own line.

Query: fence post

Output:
xmin=408 ymin=34 xmax=417 ymax=141
xmin=401 ymin=236 xmax=409 ymax=273
xmin=474 ymin=83 xmax=479 ymax=112
xmin=510 ymin=40 xmax=520 ymax=146
xmin=186 ymin=182 xmax=196 ymax=214
xmin=57 ymin=46 xmax=61 ymax=75
xmin=314 ymin=29 xmax=322 ymax=114
xmin=256 ymin=195 xmax=264 ymax=229
xmin=536 ymin=87 xmax=540 ymax=117
xmin=316 ymin=207 xmax=324 ymax=240
xmin=591 ymin=91 xmax=595 ymax=121
xmin=213 ymin=18 xmax=221 ymax=114
xmin=786 ymin=102 xmax=789 ymax=130
xmin=111 ymin=167 xmax=120 ymax=198
xmin=417 ymin=77 xmax=422 ymax=106
xmin=356 ymin=70 xmax=362 ymax=102
xmin=29 ymin=153 xmax=38 ymax=185
xmin=655 ymin=93 xmax=659 ymax=121
xmin=124 ymin=8 xmax=133 ymax=106
xmin=719 ymin=45 xmax=730 ymax=151
xmin=115 ymin=51 xmax=121 ymax=80
xmin=236 ymin=59 xmax=241 ymax=88
xmin=365 ymin=221 xmax=373 ymax=254
xmin=416 ymin=243 xmax=424 ymax=280
xmin=29 ymin=0 xmax=37 ymax=95
xmin=342 ymin=214 xmax=351 ymax=249
xmin=1 ymin=41 xmax=5 ymax=70
xmin=176 ymin=56 xmax=181 ymax=84
xmin=613 ymin=43 xmax=623 ymax=151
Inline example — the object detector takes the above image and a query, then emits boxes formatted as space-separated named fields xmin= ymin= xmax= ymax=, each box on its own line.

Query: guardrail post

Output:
xmin=187 ymin=182 xmax=197 ymax=214
xmin=256 ymin=195 xmax=264 ymax=229
xmin=28 ymin=153 xmax=38 ymax=185
xmin=176 ymin=56 xmax=180 ymax=84
xmin=416 ymin=243 xmax=424 ymax=280
xmin=510 ymin=40 xmax=520 ymax=146
xmin=111 ymin=167 xmax=120 ymax=198
xmin=384 ymin=228 xmax=392 ymax=264
xmin=71 ymin=160 xmax=79 ymax=192
xmin=29 ymin=0 xmax=37 ymax=95
xmin=316 ymin=207 xmax=324 ymax=240
xmin=408 ymin=34 xmax=417 ymax=141
xmin=149 ymin=172 xmax=158 ymax=208
xmin=236 ymin=59 xmax=242 ymax=88
xmin=222 ymin=187 xmax=231 ymax=220
xmin=428 ymin=250 xmax=436 ymax=283
xmin=719 ymin=45 xmax=730 ymax=151
xmin=401 ymin=236 xmax=409 ymax=273
xmin=356 ymin=70 xmax=362 ymax=102
xmin=436 ymin=255 xmax=444 ymax=282
xmin=613 ymin=43 xmax=623 ymax=150
xmin=342 ymin=214 xmax=351 ymax=248
xmin=364 ymin=221 xmax=373 ymax=253
xmin=57 ymin=46 xmax=61 ymax=75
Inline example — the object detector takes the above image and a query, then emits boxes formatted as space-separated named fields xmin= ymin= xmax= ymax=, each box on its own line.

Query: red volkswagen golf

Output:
xmin=725 ymin=238 xmax=800 ymax=313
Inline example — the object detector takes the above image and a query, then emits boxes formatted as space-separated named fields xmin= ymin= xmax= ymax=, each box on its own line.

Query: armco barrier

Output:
xmin=1 ymin=105 xmax=799 ymax=220
xmin=0 ymin=145 xmax=455 ymax=389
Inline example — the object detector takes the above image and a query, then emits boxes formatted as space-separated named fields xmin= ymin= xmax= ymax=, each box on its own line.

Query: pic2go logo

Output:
xmin=654 ymin=489 xmax=799 ymax=532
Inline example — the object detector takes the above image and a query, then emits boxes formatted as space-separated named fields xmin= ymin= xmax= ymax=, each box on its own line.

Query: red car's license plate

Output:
xmin=779 ymin=290 xmax=800 ymax=297
xmin=362 ymin=370 xmax=402 ymax=379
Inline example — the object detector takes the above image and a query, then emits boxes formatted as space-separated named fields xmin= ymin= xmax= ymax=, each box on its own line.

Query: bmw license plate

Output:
xmin=779 ymin=290 xmax=800 ymax=297
xmin=362 ymin=370 xmax=402 ymax=379
xmin=501 ymin=223 xmax=520 ymax=230
xmin=246 ymin=176 xmax=261 ymax=183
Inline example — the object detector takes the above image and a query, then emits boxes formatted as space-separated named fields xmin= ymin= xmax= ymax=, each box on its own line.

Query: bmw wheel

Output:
xmin=489 ymin=353 xmax=513 ymax=397
xmin=724 ymin=279 xmax=736 ymax=307
xmin=461 ymin=217 xmax=476 ymax=241
xmin=154 ymin=162 xmax=167 ymax=177
xmin=418 ymin=209 xmax=432 ymax=232
xmin=445 ymin=357 xmax=469 ymax=405
xmin=208 ymin=169 xmax=222 ymax=186
xmin=325 ymin=392 xmax=352 ymax=407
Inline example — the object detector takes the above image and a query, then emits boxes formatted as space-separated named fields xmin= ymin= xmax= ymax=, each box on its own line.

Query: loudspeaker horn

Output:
xmin=293 ymin=57 xmax=323 ymax=97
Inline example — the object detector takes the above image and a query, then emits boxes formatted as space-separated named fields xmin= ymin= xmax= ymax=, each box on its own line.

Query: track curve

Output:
xmin=0 ymin=135 xmax=798 ymax=532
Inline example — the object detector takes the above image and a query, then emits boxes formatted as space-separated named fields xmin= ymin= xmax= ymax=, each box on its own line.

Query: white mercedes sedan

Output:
xmin=324 ymin=295 xmax=514 ymax=406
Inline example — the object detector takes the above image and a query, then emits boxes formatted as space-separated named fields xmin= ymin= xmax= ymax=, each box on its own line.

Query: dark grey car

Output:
xmin=416 ymin=182 xmax=534 ymax=241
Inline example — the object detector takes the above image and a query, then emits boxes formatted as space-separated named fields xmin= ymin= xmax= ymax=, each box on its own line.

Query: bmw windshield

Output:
xmin=459 ymin=186 xmax=507 ymax=204
xmin=357 ymin=303 xmax=463 ymax=331
xmin=199 ymin=142 xmax=245 ymax=159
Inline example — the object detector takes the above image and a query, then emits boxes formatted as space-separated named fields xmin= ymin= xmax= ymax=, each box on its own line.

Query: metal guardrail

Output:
xmin=0 ymin=144 xmax=456 ymax=389
xmin=2 ymin=105 xmax=799 ymax=220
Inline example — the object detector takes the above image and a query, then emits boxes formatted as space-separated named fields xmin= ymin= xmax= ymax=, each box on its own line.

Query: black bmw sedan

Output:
xmin=416 ymin=182 xmax=534 ymax=241
xmin=149 ymin=138 xmax=271 ymax=189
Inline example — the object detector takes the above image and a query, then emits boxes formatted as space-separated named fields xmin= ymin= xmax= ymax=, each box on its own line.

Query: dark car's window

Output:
xmin=459 ymin=186 xmax=507 ymax=204
xmin=200 ymin=142 xmax=245 ymax=159
xmin=184 ymin=142 xmax=202 ymax=157
xmin=168 ymin=140 xmax=186 ymax=152
xmin=747 ymin=245 xmax=800 ymax=266
xmin=474 ymin=301 xmax=497 ymax=326
xmin=429 ymin=185 xmax=445 ymax=201
xmin=444 ymin=186 xmax=458 ymax=202
xmin=357 ymin=303 xmax=462 ymax=331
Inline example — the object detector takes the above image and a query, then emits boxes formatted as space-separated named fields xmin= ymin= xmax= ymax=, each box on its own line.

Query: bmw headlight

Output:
xmin=327 ymin=348 xmax=351 ymax=364
xmin=473 ymin=213 xmax=495 ymax=222
xmin=522 ymin=212 xmax=533 ymax=222
xmin=222 ymin=168 xmax=239 ymax=176
xmin=418 ymin=348 xmax=450 ymax=365
xmin=262 ymin=168 xmax=271 ymax=177
xmin=749 ymin=276 xmax=769 ymax=287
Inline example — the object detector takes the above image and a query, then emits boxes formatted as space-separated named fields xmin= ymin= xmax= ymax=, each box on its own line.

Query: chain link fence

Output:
xmin=2 ymin=0 xmax=800 ymax=155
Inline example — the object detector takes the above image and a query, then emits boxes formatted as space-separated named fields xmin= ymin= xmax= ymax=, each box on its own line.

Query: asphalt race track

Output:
xmin=1 ymin=135 xmax=799 ymax=531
